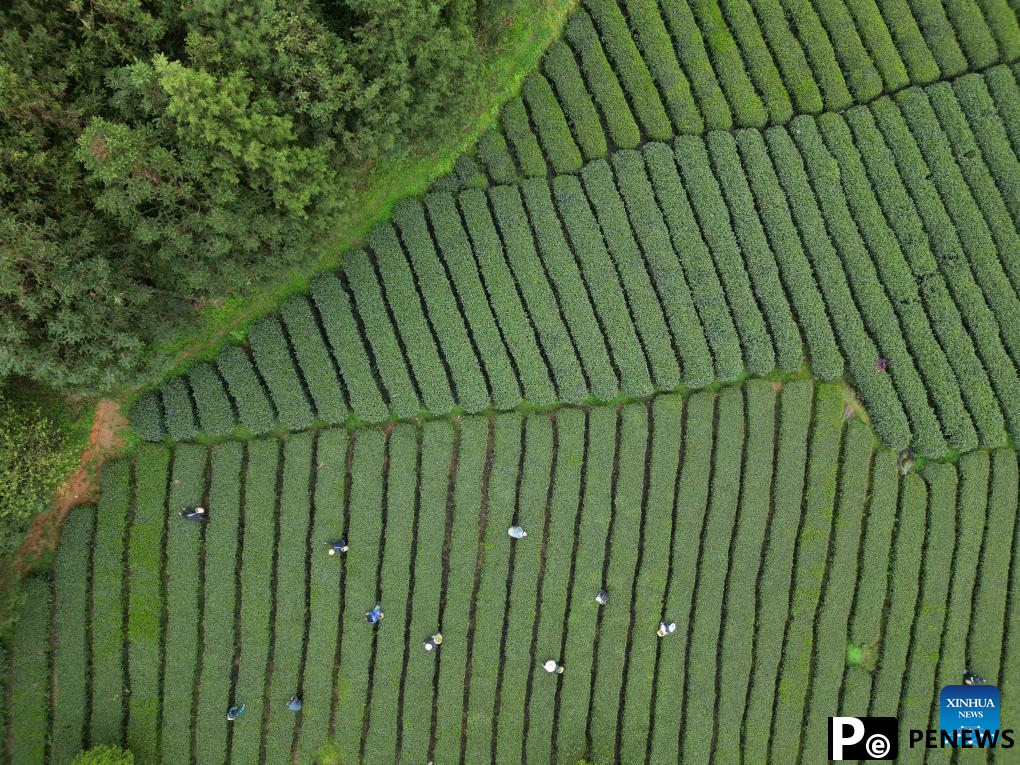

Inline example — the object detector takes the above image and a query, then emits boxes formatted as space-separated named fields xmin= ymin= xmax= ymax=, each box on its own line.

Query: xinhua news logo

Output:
xmin=828 ymin=716 xmax=898 ymax=760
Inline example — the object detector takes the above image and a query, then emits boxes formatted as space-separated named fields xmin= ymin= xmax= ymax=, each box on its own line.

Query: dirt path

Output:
xmin=13 ymin=399 xmax=128 ymax=574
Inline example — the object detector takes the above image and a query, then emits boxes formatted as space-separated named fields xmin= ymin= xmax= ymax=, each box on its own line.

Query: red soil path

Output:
xmin=13 ymin=399 xmax=128 ymax=574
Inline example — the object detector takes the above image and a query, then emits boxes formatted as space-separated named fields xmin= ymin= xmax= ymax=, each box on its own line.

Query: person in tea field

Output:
xmin=595 ymin=589 xmax=608 ymax=606
xmin=543 ymin=659 xmax=565 ymax=674
xmin=366 ymin=604 xmax=385 ymax=624
xmin=227 ymin=704 xmax=246 ymax=721
xmin=424 ymin=632 xmax=443 ymax=652
xmin=327 ymin=539 xmax=349 ymax=555
xmin=657 ymin=620 xmax=677 ymax=637
xmin=508 ymin=525 xmax=527 ymax=539
xmin=287 ymin=695 xmax=302 ymax=712
xmin=180 ymin=506 xmax=206 ymax=522
xmin=963 ymin=671 xmax=988 ymax=685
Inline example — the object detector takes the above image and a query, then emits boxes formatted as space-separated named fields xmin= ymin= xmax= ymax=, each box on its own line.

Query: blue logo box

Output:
xmin=940 ymin=684 xmax=1000 ymax=744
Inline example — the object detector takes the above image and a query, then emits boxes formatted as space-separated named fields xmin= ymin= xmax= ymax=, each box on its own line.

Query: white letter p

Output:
xmin=831 ymin=717 xmax=865 ymax=760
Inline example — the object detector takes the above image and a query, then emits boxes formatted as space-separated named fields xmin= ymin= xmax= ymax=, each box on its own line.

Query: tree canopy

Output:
xmin=1 ymin=0 xmax=503 ymax=392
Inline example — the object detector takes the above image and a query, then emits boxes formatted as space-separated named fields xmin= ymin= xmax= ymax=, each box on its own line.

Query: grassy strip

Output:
xmin=905 ymin=0 xmax=968 ymax=76
xmin=52 ymin=506 xmax=95 ymax=765
xmin=805 ymin=114 xmax=977 ymax=452
xmin=523 ymin=73 xmax=584 ymax=173
xmin=188 ymin=362 xmax=236 ymax=438
xmin=280 ymin=296 xmax=347 ymax=426
xmin=851 ymin=103 xmax=1020 ymax=444
xmin=161 ymin=377 xmax=199 ymax=442
xmin=495 ymin=415 xmax=554 ymax=765
xmin=657 ymin=0 xmax=733 ymax=129
xmin=978 ymin=0 xmax=1020 ymax=58
xmin=550 ymin=176 xmax=652 ymax=397
xmin=227 ymin=438 xmax=278 ymax=765
xmin=580 ymin=161 xmax=681 ymax=390
xmin=360 ymin=425 xmax=414 ymax=764
xmin=463 ymin=414 xmax=522 ymax=763
xmin=799 ymin=418 xmax=873 ymax=764
xmin=194 ymin=444 xmax=243 ymax=765
xmin=501 ymin=96 xmax=548 ymax=178
xmin=999 ymin=453 xmax=1020 ymax=765
xmin=564 ymin=11 xmax=642 ymax=150
xmin=741 ymin=380 xmax=813 ymax=763
xmin=458 ymin=190 xmax=557 ymax=406
xmin=968 ymin=449 xmax=1018 ymax=680
xmin=262 ymin=433 xmax=314 ymax=764
xmin=622 ymin=0 xmax=702 ymax=133
xmin=870 ymin=472 xmax=927 ymax=718
xmin=588 ymin=403 xmax=648 ymax=764
xmin=928 ymin=83 xmax=1020 ymax=294
xmin=706 ymin=132 xmax=804 ymax=374
xmin=618 ymin=394 xmax=684 ymax=764
xmin=216 ymin=346 xmax=275 ymax=437
xmin=955 ymin=73 xmax=1020 ymax=230
xmin=542 ymin=41 xmax=608 ymax=161
xmin=777 ymin=0 xmax=852 ymax=110
xmin=341 ymin=252 xmax=425 ymax=418
xmin=295 ymin=429 xmax=347 ymax=763
xmin=680 ymin=386 xmax=745 ymax=765
xmin=583 ymin=0 xmax=673 ymax=140
xmin=676 ymin=135 xmax=775 ymax=377
xmin=896 ymin=87 xmax=1020 ymax=362
xmin=399 ymin=421 xmax=454 ymax=764
xmin=898 ymin=462 xmax=957 ymax=765
xmin=126 ymin=446 xmax=170 ymax=762
xmin=646 ymin=391 xmax=714 ymax=764
xmin=714 ymin=381 xmax=777 ymax=764
xmin=331 ymin=429 xmax=386 ymax=762
xmin=307 ymin=274 xmax=391 ymax=422
xmin=392 ymin=200 xmax=491 ymax=414
xmin=369 ymin=223 xmax=456 ymax=415
xmin=736 ymin=129 xmax=843 ymax=381
xmin=613 ymin=147 xmax=719 ymax=387
xmin=160 ymin=444 xmax=207 ymax=765
xmin=425 ymin=193 xmax=522 ymax=411
xmin=132 ymin=392 xmax=166 ymax=443
xmin=839 ymin=448 xmax=899 ymax=717
xmin=765 ymin=126 xmax=915 ymax=453
xmin=247 ymin=318 xmax=314 ymax=431
xmin=524 ymin=408 xmax=585 ymax=764
xmin=821 ymin=111 xmax=1001 ymax=448
xmin=90 ymin=459 xmax=131 ymax=746
xmin=716 ymin=0 xmax=793 ymax=123
xmin=10 ymin=577 xmax=51 ymax=765
xmin=554 ymin=406 xmax=614 ymax=763
xmin=433 ymin=417 xmax=488 ymax=764
xmin=514 ymin=180 xmax=616 ymax=403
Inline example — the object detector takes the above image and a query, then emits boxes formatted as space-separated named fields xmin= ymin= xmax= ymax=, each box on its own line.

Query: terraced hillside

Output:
xmin=9 ymin=382 xmax=1020 ymax=764
xmin=138 ymin=65 xmax=1020 ymax=458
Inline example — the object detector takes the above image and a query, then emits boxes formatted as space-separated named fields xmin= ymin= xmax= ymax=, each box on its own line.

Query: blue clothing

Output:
xmin=287 ymin=696 xmax=302 ymax=712
xmin=328 ymin=539 xmax=348 ymax=555
xmin=227 ymin=704 xmax=246 ymax=721
xmin=366 ymin=605 xmax=384 ymax=624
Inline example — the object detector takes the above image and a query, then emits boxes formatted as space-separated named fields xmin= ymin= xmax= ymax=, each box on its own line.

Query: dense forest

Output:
xmin=1 ymin=0 xmax=513 ymax=393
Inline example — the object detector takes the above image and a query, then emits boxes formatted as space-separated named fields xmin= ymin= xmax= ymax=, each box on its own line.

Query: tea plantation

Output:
xmin=9 ymin=0 xmax=1020 ymax=761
